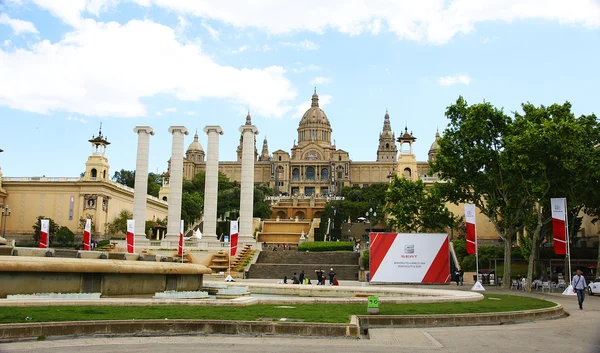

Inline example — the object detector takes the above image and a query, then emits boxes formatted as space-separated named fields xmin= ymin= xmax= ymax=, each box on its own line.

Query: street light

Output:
xmin=366 ymin=207 xmax=377 ymax=234
xmin=2 ymin=204 xmax=11 ymax=238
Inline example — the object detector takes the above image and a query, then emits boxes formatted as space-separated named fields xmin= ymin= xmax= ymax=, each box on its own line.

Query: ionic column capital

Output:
xmin=204 ymin=125 xmax=224 ymax=135
xmin=133 ymin=126 xmax=155 ymax=135
xmin=239 ymin=125 xmax=259 ymax=135
xmin=168 ymin=126 xmax=189 ymax=135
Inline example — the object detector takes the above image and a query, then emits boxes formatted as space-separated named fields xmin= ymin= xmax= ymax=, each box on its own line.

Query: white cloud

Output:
xmin=185 ymin=111 xmax=196 ymax=115
xmin=164 ymin=107 xmax=177 ymax=112
xmin=66 ymin=115 xmax=88 ymax=123
xmin=156 ymin=111 xmax=163 ymax=116
xmin=482 ymin=37 xmax=490 ymax=43
xmin=0 ymin=13 xmax=39 ymax=35
xmin=291 ymin=63 xmax=321 ymax=73
xmin=0 ymin=19 xmax=297 ymax=118
xmin=201 ymin=20 xmax=220 ymax=40
xmin=311 ymin=76 xmax=331 ymax=85
xmin=281 ymin=40 xmax=319 ymax=51
xmin=261 ymin=44 xmax=272 ymax=52
xmin=175 ymin=15 xmax=189 ymax=36
xmin=232 ymin=45 xmax=248 ymax=54
xmin=291 ymin=94 xmax=333 ymax=119
xmin=438 ymin=74 xmax=471 ymax=86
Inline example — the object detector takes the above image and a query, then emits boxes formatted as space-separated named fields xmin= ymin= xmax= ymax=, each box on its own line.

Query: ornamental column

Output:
xmin=203 ymin=126 xmax=224 ymax=238
xmin=133 ymin=126 xmax=154 ymax=238
xmin=166 ymin=126 xmax=189 ymax=237
xmin=239 ymin=117 xmax=259 ymax=239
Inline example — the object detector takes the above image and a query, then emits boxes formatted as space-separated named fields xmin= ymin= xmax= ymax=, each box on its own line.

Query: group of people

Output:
xmin=281 ymin=268 xmax=339 ymax=286
xmin=454 ymin=267 xmax=464 ymax=286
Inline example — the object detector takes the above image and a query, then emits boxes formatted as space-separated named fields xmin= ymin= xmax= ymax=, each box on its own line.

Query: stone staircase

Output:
xmin=230 ymin=244 xmax=253 ymax=271
xmin=208 ymin=251 xmax=229 ymax=273
xmin=247 ymin=251 xmax=360 ymax=280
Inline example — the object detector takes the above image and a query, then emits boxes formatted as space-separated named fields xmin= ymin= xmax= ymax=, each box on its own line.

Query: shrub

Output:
xmin=297 ymin=241 xmax=353 ymax=252
xmin=361 ymin=250 xmax=369 ymax=269
xmin=55 ymin=226 xmax=75 ymax=247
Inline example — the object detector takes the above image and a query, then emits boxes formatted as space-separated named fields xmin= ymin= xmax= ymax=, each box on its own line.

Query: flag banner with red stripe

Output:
xmin=465 ymin=204 xmax=477 ymax=255
xmin=178 ymin=220 xmax=184 ymax=257
xmin=83 ymin=219 xmax=91 ymax=251
xmin=369 ymin=233 xmax=449 ymax=283
xmin=126 ymin=219 xmax=135 ymax=254
xmin=39 ymin=219 xmax=49 ymax=249
xmin=551 ymin=198 xmax=567 ymax=255
xmin=230 ymin=221 xmax=239 ymax=257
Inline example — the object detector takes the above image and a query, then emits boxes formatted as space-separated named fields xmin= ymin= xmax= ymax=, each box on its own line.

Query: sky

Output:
xmin=0 ymin=0 xmax=599 ymax=177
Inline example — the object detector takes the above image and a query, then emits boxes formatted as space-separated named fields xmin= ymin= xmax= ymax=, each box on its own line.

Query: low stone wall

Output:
xmin=249 ymin=264 xmax=359 ymax=280
xmin=248 ymin=251 xmax=360 ymax=280
xmin=256 ymin=251 xmax=359 ymax=265
xmin=0 ymin=319 xmax=360 ymax=339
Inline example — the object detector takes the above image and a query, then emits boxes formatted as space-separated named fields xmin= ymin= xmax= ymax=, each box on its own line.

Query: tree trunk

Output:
xmin=503 ymin=234 xmax=512 ymax=289
xmin=597 ymin=235 xmax=600 ymax=278
xmin=526 ymin=206 xmax=543 ymax=293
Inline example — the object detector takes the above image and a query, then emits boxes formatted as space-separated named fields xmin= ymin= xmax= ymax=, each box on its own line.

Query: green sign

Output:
xmin=368 ymin=296 xmax=379 ymax=308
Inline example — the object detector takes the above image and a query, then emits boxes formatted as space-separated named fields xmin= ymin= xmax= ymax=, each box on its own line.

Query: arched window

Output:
xmin=278 ymin=156 xmax=282 ymax=161
xmin=338 ymin=156 xmax=342 ymax=161
xmin=306 ymin=167 xmax=315 ymax=180
xmin=91 ymin=168 xmax=97 ymax=178
xmin=403 ymin=168 xmax=412 ymax=178
xmin=102 ymin=170 xmax=106 ymax=179
xmin=162 ymin=196 xmax=167 ymax=201
xmin=292 ymin=168 xmax=300 ymax=181
xmin=386 ymin=143 xmax=389 ymax=149
xmin=321 ymin=168 xmax=329 ymax=180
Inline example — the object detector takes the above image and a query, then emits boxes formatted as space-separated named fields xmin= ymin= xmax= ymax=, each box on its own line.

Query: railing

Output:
xmin=2 ymin=177 xmax=81 ymax=182
xmin=266 ymin=195 xmax=344 ymax=201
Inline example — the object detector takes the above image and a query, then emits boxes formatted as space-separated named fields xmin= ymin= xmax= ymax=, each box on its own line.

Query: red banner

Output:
xmin=39 ymin=219 xmax=49 ymax=249
xmin=465 ymin=204 xmax=477 ymax=255
xmin=230 ymin=221 xmax=238 ymax=257
xmin=83 ymin=219 xmax=91 ymax=251
xmin=178 ymin=220 xmax=184 ymax=257
xmin=126 ymin=220 xmax=135 ymax=254
xmin=551 ymin=198 xmax=567 ymax=255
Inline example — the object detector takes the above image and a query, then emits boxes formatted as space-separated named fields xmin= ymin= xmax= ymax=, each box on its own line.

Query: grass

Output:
xmin=0 ymin=294 xmax=555 ymax=324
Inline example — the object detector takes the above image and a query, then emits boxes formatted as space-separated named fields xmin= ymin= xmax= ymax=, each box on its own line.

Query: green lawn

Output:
xmin=0 ymin=294 xmax=555 ymax=324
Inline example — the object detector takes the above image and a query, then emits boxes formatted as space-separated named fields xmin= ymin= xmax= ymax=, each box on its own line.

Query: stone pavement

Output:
xmin=1 ymin=280 xmax=599 ymax=353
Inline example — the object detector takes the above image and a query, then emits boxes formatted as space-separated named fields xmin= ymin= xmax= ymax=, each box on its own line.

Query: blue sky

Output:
xmin=0 ymin=0 xmax=599 ymax=177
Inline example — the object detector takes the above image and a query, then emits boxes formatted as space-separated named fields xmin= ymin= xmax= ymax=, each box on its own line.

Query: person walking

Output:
xmin=572 ymin=269 xmax=587 ymax=310
xmin=299 ymin=270 xmax=305 ymax=284
xmin=328 ymin=268 xmax=336 ymax=285
xmin=458 ymin=267 xmax=464 ymax=286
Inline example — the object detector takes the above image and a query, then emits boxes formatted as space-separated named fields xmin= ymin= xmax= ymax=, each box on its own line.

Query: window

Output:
xmin=91 ymin=169 xmax=97 ymax=178
xmin=404 ymin=168 xmax=412 ymax=178
xmin=338 ymin=156 xmax=342 ymax=161
xmin=321 ymin=168 xmax=329 ymax=181
xmin=386 ymin=143 xmax=389 ymax=149
xmin=306 ymin=167 xmax=315 ymax=180
xmin=292 ymin=168 xmax=300 ymax=181
xmin=337 ymin=171 xmax=342 ymax=179
xmin=278 ymin=156 xmax=282 ymax=161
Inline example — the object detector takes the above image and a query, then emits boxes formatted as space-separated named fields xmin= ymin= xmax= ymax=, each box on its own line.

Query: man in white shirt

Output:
xmin=572 ymin=269 xmax=587 ymax=310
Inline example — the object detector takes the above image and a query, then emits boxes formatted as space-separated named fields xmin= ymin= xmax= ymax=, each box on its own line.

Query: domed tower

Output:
xmin=428 ymin=130 xmax=441 ymax=162
xmin=297 ymin=89 xmax=332 ymax=148
xmin=237 ymin=112 xmax=258 ymax=161
xmin=83 ymin=123 xmax=110 ymax=182
xmin=259 ymin=136 xmax=270 ymax=161
xmin=376 ymin=110 xmax=397 ymax=162
xmin=396 ymin=125 xmax=417 ymax=180
xmin=185 ymin=130 xmax=205 ymax=163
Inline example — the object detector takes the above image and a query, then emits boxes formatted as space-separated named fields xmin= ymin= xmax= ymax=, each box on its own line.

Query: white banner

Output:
xmin=551 ymin=198 xmax=566 ymax=222
xmin=465 ymin=204 xmax=476 ymax=225
xmin=41 ymin=219 xmax=49 ymax=234
xmin=126 ymin=219 xmax=134 ymax=234
xmin=84 ymin=219 xmax=91 ymax=233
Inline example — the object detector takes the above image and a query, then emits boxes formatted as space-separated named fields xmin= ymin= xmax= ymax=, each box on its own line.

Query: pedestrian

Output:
xmin=328 ymin=268 xmax=336 ymax=285
xmin=455 ymin=269 xmax=460 ymax=286
xmin=459 ymin=267 xmax=464 ymax=286
xmin=315 ymin=269 xmax=323 ymax=285
xmin=332 ymin=276 xmax=339 ymax=286
xmin=572 ymin=269 xmax=587 ymax=310
xmin=283 ymin=275 xmax=288 ymax=284
xmin=292 ymin=272 xmax=300 ymax=284
xmin=299 ymin=270 xmax=305 ymax=284
xmin=517 ymin=274 xmax=522 ymax=289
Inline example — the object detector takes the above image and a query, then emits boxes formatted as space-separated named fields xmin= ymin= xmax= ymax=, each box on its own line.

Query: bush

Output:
xmin=297 ymin=241 xmax=354 ymax=252
xmin=55 ymin=226 xmax=75 ymax=247
xmin=361 ymin=250 xmax=369 ymax=269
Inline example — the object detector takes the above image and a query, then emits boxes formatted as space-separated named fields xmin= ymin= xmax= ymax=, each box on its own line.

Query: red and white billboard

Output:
xmin=369 ymin=233 xmax=450 ymax=283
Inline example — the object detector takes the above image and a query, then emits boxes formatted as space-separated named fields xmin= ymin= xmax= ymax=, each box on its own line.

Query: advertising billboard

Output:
xmin=369 ymin=233 xmax=450 ymax=284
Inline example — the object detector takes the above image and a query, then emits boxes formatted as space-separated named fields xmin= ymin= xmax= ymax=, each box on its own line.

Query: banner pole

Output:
xmin=564 ymin=198 xmax=572 ymax=284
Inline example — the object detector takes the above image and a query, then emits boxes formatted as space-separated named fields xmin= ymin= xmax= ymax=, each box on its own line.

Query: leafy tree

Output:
xmin=32 ymin=216 xmax=60 ymax=244
xmin=181 ymin=192 xmax=203 ymax=227
xmin=432 ymin=96 xmax=527 ymax=288
xmin=385 ymin=176 xmax=455 ymax=233
xmin=55 ymin=226 xmax=75 ymax=247
xmin=108 ymin=209 xmax=133 ymax=235
xmin=112 ymin=169 xmax=135 ymax=187
xmin=78 ymin=215 xmax=96 ymax=234
xmin=147 ymin=172 xmax=162 ymax=197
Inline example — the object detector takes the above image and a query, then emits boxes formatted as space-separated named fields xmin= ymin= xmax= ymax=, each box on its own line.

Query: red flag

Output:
xmin=126 ymin=220 xmax=135 ymax=254
xmin=551 ymin=198 xmax=567 ymax=255
xmin=39 ymin=219 xmax=49 ymax=249
xmin=178 ymin=220 xmax=184 ymax=257
xmin=230 ymin=221 xmax=239 ymax=257
xmin=83 ymin=219 xmax=91 ymax=251
xmin=464 ymin=204 xmax=477 ymax=255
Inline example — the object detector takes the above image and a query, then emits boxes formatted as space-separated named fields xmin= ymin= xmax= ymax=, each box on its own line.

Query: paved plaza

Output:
xmin=1 ymin=281 xmax=599 ymax=353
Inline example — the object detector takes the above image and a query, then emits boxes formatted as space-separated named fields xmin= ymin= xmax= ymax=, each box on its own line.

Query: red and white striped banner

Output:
xmin=83 ymin=219 xmax=91 ymax=251
xmin=551 ymin=198 xmax=567 ymax=255
xmin=126 ymin=220 xmax=135 ymax=254
xmin=230 ymin=221 xmax=238 ymax=257
xmin=39 ymin=219 xmax=49 ymax=249
xmin=465 ymin=204 xmax=477 ymax=255
xmin=178 ymin=219 xmax=184 ymax=257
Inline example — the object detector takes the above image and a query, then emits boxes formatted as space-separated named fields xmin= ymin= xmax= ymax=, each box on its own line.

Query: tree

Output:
xmin=32 ymin=216 xmax=60 ymax=244
xmin=78 ymin=215 xmax=96 ymax=234
xmin=55 ymin=226 xmax=75 ymax=247
xmin=112 ymin=169 xmax=135 ymax=187
xmin=147 ymin=172 xmax=162 ymax=197
xmin=432 ymin=96 xmax=527 ymax=288
xmin=108 ymin=209 xmax=133 ymax=235
xmin=385 ymin=176 xmax=456 ymax=233
xmin=181 ymin=192 xmax=203 ymax=227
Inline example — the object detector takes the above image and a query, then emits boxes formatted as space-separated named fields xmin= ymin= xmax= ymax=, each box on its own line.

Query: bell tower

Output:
xmin=83 ymin=124 xmax=111 ymax=182
xmin=396 ymin=126 xmax=417 ymax=181
xmin=376 ymin=110 xmax=397 ymax=162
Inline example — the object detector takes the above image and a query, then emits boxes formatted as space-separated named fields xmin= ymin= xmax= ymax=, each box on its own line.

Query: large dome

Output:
xmin=299 ymin=90 xmax=330 ymax=127
xmin=187 ymin=132 xmax=204 ymax=152
xmin=429 ymin=131 xmax=441 ymax=152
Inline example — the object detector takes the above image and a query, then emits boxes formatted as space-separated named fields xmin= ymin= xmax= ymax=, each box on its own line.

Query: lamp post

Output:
xmin=366 ymin=207 xmax=377 ymax=234
xmin=2 ymin=204 xmax=11 ymax=238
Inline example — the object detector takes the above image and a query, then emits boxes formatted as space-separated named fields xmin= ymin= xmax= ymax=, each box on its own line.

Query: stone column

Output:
xmin=202 ymin=126 xmax=223 ymax=238
xmin=133 ymin=126 xmax=154 ymax=238
xmin=166 ymin=126 xmax=189 ymax=237
xmin=239 ymin=124 xmax=259 ymax=238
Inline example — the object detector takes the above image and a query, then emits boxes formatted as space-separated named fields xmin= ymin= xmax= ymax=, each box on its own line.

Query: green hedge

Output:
xmin=297 ymin=241 xmax=354 ymax=252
